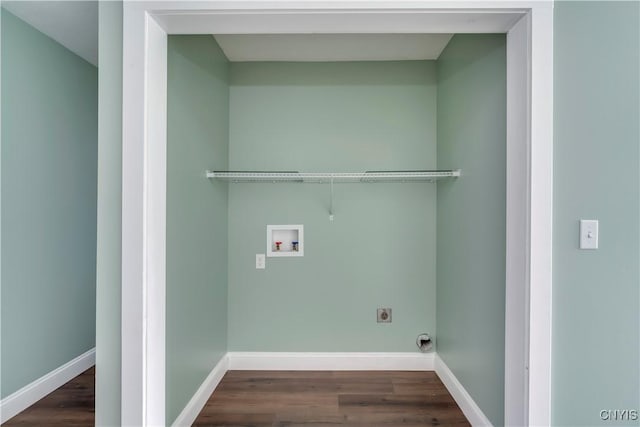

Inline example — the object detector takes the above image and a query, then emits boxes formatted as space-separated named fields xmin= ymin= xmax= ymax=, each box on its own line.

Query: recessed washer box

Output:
xmin=267 ymin=225 xmax=304 ymax=257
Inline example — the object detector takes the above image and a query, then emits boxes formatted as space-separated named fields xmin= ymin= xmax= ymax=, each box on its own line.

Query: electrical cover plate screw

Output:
xmin=377 ymin=308 xmax=392 ymax=323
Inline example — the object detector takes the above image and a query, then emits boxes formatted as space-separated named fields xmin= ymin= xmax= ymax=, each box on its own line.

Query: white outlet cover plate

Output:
xmin=256 ymin=254 xmax=266 ymax=269
xmin=580 ymin=219 xmax=599 ymax=249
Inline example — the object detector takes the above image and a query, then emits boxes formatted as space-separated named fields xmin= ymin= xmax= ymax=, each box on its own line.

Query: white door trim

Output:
xmin=505 ymin=12 xmax=531 ymax=426
xmin=525 ymin=5 xmax=554 ymax=426
xmin=121 ymin=2 xmax=553 ymax=425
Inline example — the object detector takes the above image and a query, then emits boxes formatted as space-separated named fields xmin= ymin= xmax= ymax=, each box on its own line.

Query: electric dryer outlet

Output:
xmin=377 ymin=308 xmax=392 ymax=323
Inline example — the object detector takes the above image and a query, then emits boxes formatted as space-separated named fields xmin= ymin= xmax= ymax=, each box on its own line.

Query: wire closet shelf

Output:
xmin=205 ymin=170 xmax=461 ymax=183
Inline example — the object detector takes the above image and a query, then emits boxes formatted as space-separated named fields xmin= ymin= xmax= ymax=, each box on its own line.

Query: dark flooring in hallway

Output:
xmin=2 ymin=367 xmax=94 ymax=426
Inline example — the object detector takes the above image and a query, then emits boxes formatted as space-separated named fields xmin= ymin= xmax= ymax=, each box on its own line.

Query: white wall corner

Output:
xmin=171 ymin=355 xmax=229 ymax=427
xmin=434 ymin=354 xmax=493 ymax=427
xmin=0 ymin=348 xmax=96 ymax=424
xmin=227 ymin=352 xmax=434 ymax=371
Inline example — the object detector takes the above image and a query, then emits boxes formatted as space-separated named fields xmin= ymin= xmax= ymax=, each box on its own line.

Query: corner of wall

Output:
xmin=435 ymin=34 xmax=507 ymax=426
xmin=165 ymin=34 xmax=230 ymax=424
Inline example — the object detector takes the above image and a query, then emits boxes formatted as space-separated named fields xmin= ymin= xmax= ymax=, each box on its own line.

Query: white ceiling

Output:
xmin=2 ymin=1 xmax=98 ymax=66
xmin=214 ymin=34 xmax=454 ymax=62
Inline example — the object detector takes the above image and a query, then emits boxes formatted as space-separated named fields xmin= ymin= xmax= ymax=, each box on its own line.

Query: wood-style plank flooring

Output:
xmin=2 ymin=369 xmax=470 ymax=426
xmin=2 ymin=367 xmax=94 ymax=426
xmin=194 ymin=371 xmax=470 ymax=426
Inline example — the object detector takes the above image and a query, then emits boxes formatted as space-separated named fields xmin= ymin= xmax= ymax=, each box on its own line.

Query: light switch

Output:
xmin=580 ymin=220 xmax=599 ymax=249
xmin=256 ymin=254 xmax=266 ymax=269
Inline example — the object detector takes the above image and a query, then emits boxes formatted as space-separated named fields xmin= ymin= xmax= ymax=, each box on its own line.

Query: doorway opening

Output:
xmin=119 ymin=4 xmax=553 ymax=426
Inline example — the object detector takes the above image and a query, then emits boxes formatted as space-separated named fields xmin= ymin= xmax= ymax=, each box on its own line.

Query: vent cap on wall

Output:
xmin=416 ymin=333 xmax=433 ymax=352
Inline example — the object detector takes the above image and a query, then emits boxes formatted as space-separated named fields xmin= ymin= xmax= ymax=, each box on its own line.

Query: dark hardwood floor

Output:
xmin=2 ymin=369 xmax=470 ymax=426
xmin=194 ymin=371 xmax=470 ymax=426
xmin=2 ymin=367 xmax=94 ymax=426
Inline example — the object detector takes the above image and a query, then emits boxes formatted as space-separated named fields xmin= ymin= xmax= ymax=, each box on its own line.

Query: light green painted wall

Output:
xmin=166 ymin=35 xmax=229 ymax=424
xmin=0 ymin=10 xmax=97 ymax=398
xmin=553 ymin=2 xmax=640 ymax=426
xmin=227 ymin=61 xmax=437 ymax=352
xmin=436 ymin=34 xmax=506 ymax=426
xmin=96 ymin=1 xmax=122 ymax=425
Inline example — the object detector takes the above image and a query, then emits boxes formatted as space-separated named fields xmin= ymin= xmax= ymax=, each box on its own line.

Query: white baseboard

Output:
xmin=227 ymin=352 xmax=434 ymax=371
xmin=171 ymin=354 xmax=229 ymax=427
xmin=434 ymin=354 xmax=493 ymax=427
xmin=0 ymin=348 xmax=96 ymax=423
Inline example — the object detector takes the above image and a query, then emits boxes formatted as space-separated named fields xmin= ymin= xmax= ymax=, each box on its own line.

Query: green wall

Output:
xmin=436 ymin=34 xmax=506 ymax=426
xmin=0 ymin=10 xmax=97 ymax=398
xmin=553 ymin=2 xmax=640 ymax=425
xmin=96 ymin=1 xmax=122 ymax=425
xmin=227 ymin=61 xmax=437 ymax=352
xmin=166 ymin=35 xmax=229 ymax=424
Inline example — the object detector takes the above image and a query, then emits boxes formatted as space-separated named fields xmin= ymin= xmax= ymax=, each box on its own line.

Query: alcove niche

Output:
xmin=165 ymin=31 xmax=508 ymax=426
